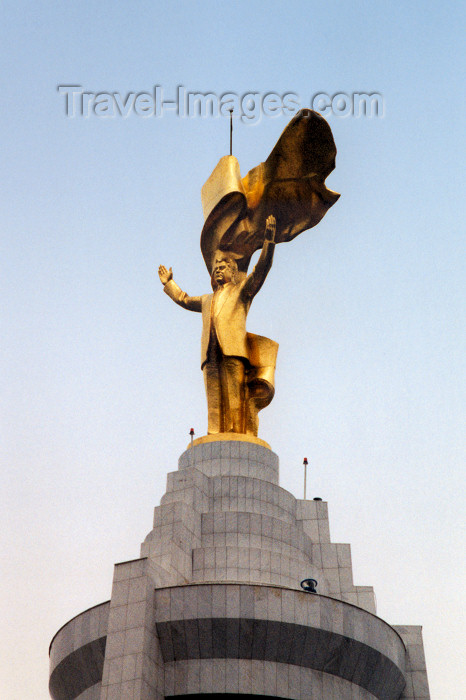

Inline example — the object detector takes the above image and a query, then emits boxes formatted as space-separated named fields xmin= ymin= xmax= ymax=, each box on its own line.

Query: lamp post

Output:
xmin=303 ymin=457 xmax=308 ymax=500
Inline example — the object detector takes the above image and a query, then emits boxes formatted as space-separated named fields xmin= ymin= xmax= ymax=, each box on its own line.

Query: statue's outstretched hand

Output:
xmin=158 ymin=265 xmax=173 ymax=285
xmin=265 ymin=215 xmax=276 ymax=242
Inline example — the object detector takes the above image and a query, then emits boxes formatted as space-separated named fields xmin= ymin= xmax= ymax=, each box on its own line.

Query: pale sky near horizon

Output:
xmin=1 ymin=2 xmax=465 ymax=698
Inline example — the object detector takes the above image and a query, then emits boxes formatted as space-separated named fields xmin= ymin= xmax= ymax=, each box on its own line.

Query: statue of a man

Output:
xmin=158 ymin=110 xmax=339 ymax=440
xmin=159 ymin=215 xmax=277 ymax=436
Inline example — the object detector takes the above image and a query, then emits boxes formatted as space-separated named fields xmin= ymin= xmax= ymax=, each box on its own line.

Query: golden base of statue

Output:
xmin=188 ymin=433 xmax=271 ymax=451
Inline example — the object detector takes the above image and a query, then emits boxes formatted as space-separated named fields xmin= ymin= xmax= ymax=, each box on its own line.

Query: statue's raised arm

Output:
xmin=242 ymin=215 xmax=276 ymax=301
xmin=159 ymin=265 xmax=203 ymax=313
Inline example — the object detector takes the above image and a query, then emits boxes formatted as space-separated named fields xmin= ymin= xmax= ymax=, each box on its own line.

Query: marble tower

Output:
xmin=49 ymin=435 xmax=430 ymax=699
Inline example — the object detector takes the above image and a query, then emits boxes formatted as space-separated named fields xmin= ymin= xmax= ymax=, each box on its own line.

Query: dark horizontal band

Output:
xmin=49 ymin=637 xmax=106 ymax=700
xmin=156 ymin=618 xmax=406 ymax=700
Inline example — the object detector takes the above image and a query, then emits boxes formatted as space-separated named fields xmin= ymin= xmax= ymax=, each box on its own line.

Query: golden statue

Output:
xmin=159 ymin=109 xmax=339 ymax=437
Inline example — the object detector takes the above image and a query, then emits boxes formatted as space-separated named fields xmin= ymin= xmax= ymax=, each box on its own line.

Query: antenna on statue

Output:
xmin=229 ymin=109 xmax=233 ymax=156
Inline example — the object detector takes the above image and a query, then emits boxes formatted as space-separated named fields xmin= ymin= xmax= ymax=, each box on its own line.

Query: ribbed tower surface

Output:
xmin=49 ymin=437 xmax=430 ymax=699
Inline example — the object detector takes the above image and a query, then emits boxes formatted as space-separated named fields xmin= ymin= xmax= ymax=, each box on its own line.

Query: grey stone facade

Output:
xmin=49 ymin=439 xmax=430 ymax=699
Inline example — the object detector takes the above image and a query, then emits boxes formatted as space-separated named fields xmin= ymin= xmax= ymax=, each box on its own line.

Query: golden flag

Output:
xmin=201 ymin=109 xmax=340 ymax=274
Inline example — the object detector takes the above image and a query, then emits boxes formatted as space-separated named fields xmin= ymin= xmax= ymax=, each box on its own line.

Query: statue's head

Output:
xmin=211 ymin=253 xmax=239 ymax=289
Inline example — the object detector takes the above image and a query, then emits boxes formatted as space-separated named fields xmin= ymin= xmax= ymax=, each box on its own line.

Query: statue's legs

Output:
xmin=220 ymin=356 xmax=245 ymax=433
xmin=246 ymin=388 xmax=260 ymax=437
xmin=203 ymin=360 xmax=222 ymax=434
xmin=203 ymin=357 xmax=246 ymax=434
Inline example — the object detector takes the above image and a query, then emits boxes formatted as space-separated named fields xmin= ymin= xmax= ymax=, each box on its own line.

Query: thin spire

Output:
xmin=229 ymin=109 xmax=233 ymax=156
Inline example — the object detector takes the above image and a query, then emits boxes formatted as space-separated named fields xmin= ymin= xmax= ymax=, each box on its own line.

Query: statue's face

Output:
xmin=213 ymin=257 xmax=234 ymax=285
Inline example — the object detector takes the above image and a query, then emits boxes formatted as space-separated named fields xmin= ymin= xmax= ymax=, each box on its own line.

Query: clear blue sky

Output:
xmin=1 ymin=2 xmax=465 ymax=698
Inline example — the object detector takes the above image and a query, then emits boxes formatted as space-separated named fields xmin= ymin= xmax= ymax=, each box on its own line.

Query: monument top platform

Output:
xmin=179 ymin=434 xmax=278 ymax=483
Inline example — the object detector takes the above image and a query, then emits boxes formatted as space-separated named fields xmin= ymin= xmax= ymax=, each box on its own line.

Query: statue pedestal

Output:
xmin=190 ymin=433 xmax=272 ymax=450
xmin=49 ymin=438 xmax=430 ymax=699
